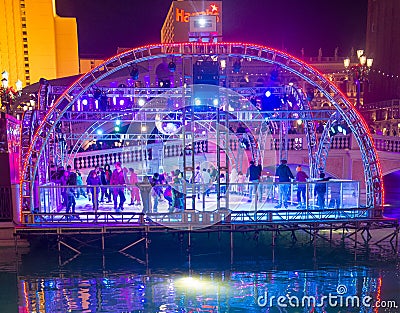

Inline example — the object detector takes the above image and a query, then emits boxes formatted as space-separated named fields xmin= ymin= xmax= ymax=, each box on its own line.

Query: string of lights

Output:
xmin=323 ymin=68 xmax=400 ymax=79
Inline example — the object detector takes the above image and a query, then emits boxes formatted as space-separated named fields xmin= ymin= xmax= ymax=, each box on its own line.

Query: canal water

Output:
xmin=0 ymin=230 xmax=399 ymax=313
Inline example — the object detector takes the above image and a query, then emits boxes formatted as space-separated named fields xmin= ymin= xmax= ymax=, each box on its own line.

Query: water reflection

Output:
xmin=18 ymin=266 xmax=398 ymax=312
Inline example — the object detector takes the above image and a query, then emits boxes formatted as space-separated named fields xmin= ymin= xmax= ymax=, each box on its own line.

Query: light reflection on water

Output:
xmin=16 ymin=264 xmax=399 ymax=312
xmin=1 ymin=232 xmax=399 ymax=313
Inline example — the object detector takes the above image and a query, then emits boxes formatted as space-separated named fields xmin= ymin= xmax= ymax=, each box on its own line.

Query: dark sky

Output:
xmin=56 ymin=0 xmax=368 ymax=59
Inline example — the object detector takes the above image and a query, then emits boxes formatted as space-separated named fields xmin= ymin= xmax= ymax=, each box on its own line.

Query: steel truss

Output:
xmin=20 ymin=42 xmax=383 ymax=219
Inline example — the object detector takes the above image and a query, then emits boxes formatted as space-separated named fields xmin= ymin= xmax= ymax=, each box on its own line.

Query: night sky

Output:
xmin=56 ymin=0 xmax=367 ymax=59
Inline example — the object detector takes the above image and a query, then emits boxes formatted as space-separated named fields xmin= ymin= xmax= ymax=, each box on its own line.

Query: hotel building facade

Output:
xmin=161 ymin=0 xmax=223 ymax=43
xmin=0 ymin=0 xmax=79 ymax=86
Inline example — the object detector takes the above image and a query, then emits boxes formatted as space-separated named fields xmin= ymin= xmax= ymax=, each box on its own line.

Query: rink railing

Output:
xmin=18 ymin=180 xmax=373 ymax=226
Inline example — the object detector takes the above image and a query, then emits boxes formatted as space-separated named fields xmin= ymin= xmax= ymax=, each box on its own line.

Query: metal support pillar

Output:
xmin=230 ymin=230 xmax=233 ymax=265
xmin=145 ymin=231 xmax=149 ymax=267
xmin=272 ymin=226 xmax=276 ymax=247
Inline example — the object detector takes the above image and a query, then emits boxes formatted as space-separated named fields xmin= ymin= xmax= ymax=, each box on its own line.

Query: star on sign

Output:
xmin=210 ymin=4 xmax=218 ymax=13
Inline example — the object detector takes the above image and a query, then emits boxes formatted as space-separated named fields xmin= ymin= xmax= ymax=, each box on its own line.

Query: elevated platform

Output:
xmin=14 ymin=211 xmax=399 ymax=262
xmin=15 ymin=210 xmax=398 ymax=233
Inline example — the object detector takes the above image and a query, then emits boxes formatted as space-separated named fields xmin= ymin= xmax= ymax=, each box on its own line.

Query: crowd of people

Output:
xmin=48 ymin=158 xmax=344 ymax=216
xmin=49 ymin=162 xmax=226 ymax=214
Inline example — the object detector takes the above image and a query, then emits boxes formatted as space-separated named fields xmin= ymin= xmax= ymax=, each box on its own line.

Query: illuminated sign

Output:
xmin=190 ymin=15 xmax=217 ymax=33
xmin=175 ymin=4 xmax=220 ymax=23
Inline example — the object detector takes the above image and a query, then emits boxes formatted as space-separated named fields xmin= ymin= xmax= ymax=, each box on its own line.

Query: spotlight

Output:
xmin=265 ymin=90 xmax=271 ymax=98
xmin=130 ymin=67 xmax=139 ymax=80
xmin=329 ymin=123 xmax=350 ymax=137
xmin=168 ymin=61 xmax=176 ymax=73
xmin=96 ymin=129 xmax=103 ymax=135
xmin=138 ymin=98 xmax=145 ymax=106
xmin=329 ymin=125 xmax=337 ymax=137
xmin=198 ymin=17 xmax=206 ymax=27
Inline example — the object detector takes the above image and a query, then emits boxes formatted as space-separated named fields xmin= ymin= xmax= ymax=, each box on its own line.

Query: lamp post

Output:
xmin=343 ymin=50 xmax=373 ymax=109
xmin=0 ymin=71 xmax=23 ymax=114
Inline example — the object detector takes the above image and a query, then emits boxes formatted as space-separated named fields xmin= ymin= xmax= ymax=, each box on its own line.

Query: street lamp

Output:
xmin=0 ymin=71 xmax=23 ymax=114
xmin=343 ymin=50 xmax=373 ymax=109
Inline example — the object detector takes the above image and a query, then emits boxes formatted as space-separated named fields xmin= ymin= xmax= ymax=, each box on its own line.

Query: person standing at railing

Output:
xmin=329 ymin=180 xmax=341 ymax=209
xmin=191 ymin=166 xmax=202 ymax=200
xmin=237 ymin=171 xmax=245 ymax=195
xmin=202 ymin=168 xmax=212 ymax=197
xmin=66 ymin=171 xmax=77 ymax=218
xmin=99 ymin=167 xmax=106 ymax=203
xmin=87 ymin=165 xmax=99 ymax=201
xmin=263 ymin=171 xmax=274 ymax=201
xmin=314 ymin=172 xmax=330 ymax=209
xmin=110 ymin=161 xmax=126 ymax=212
xmin=171 ymin=169 xmax=184 ymax=212
xmin=75 ymin=170 xmax=87 ymax=199
xmin=230 ymin=168 xmax=238 ymax=194
xmin=149 ymin=173 xmax=163 ymax=213
xmin=99 ymin=167 xmax=111 ymax=203
xmin=87 ymin=169 xmax=101 ymax=209
xmin=128 ymin=168 xmax=141 ymax=206
xmin=246 ymin=160 xmax=262 ymax=202
xmin=274 ymin=159 xmax=294 ymax=209
xmin=102 ymin=164 xmax=112 ymax=203
xmin=295 ymin=165 xmax=309 ymax=208
xmin=60 ymin=169 xmax=69 ymax=210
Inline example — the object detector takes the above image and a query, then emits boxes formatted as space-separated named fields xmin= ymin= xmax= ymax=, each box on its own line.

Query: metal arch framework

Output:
xmin=20 ymin=42 xmax=383 ymax=216
xmin=316 ymin=112 xmax=340 ymax=173
xmin=287 ymin=86 xmax=318 ymax=178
